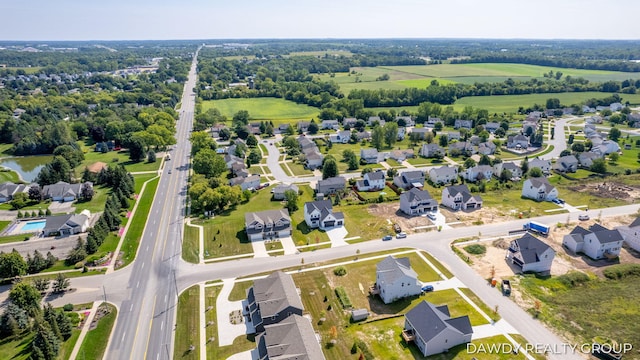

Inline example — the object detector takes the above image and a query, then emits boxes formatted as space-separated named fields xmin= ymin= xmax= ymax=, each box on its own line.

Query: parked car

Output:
xmin=421 ymin=285 xmax=434 ymax=292
xmin=393 ymin=223 xmax=401 ymax=233
xmin=396 ymin=232 xmax=407 ymax=239
xmin=427 ymin=213 xmax=437 ymax=221
xmin=578 ymin=214 xmax=590 ymax=221
xmin=382 ymin=235 xmax=393 ymax=241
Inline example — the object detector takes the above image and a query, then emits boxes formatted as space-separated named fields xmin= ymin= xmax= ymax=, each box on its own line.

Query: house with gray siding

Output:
xmin=245 ymin=210 xmax=292 ymax=242
xmin=563 ymin=224 xmax=623 ymax=260
xmin=403 ymin=301 xmax=473 ymax=357
xmin=393 ymin=170 xmax=425 ymax=190
xmin=246 ymin=271 xmax=303 ymax=333
xmin=372 ymin=256 xmax=422 ymax=304
xmin=506 ymin=233 xmax=555 ymax=275
xmin=316 ymin=176 xmax=346 ymax=195
xmin=256 ymin=314 xmax=325 ymax=360
xmin=399 ymin=188 xmax=438 ymax=216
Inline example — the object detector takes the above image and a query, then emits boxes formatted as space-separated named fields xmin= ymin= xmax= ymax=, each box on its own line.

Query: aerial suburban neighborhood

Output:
xmin=2 ymin=18 xmax=640 ymax=360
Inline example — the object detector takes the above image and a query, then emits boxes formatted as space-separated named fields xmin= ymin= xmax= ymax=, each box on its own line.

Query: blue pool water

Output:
xmin=21 ymin=220 xmax=46 ymax=232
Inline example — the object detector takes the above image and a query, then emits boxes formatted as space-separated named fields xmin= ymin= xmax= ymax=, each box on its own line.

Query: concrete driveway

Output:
xmin=216 ymin=279 xmax=255 ymax=346
xmin=325 ymin=226 xmax=348 ymax=247
xmin=48 ymin=201 xmax=75 ymax=214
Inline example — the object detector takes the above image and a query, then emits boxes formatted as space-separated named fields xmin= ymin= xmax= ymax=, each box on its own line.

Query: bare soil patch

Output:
xmin=569 ymin=181 xmax=640 ymax=202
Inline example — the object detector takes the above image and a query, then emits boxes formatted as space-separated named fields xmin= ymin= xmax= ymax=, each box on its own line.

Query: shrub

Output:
xmin=63 ymin=303 xmax=74 ymax=312
xmin=354 ymin=340 xmax=375 ymax=360
xmin=333 ymin=266 xmax=347 ymax=276
xmin=464 ymin=244 xmax=486 ymax=255
xmin=557 ymin=271 xmax=590 ymax=287
xmin=603 ymin=264 xmax=640 ymax=280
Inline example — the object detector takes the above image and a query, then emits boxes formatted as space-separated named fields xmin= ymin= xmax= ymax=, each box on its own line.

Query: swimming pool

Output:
xmin=21 ymin=220 xmax=46 ymax=232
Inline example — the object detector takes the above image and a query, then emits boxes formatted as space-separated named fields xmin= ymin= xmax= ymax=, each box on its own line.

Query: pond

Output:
xmin=0 ymin=156 xmax=53 ymax=182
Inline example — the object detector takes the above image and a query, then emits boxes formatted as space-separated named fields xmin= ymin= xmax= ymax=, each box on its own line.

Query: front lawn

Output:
xmin=174 ymin=286 xmax=199 ymax=360
xmin=204 ymin=286 xmax=255 ymax=359
xmin=120 ymin=177 xmax=160 ymax=267
xmin=77 ymin=303 xmax=117 ymax=360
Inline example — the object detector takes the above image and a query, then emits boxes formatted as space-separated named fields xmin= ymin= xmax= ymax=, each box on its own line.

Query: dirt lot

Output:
xmin=569 ymin=181 xmax=640 ymax=203
xmin=460 ymin=215 xmax=640 ymax=282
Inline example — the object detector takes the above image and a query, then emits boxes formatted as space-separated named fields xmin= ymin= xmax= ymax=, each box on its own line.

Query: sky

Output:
xmin=2 ymin=0 xmax=640 ymax=41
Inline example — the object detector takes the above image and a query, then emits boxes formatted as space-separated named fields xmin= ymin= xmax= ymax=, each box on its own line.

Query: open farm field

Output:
xmin=202 ymin=98 xmax=319 ymax=122
xmin=287 ymin=50 xmax=353 ymax=57
xmin=454 ymin=92 xmax=640 ymax=113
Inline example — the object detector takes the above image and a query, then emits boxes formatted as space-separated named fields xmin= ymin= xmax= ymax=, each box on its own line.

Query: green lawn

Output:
xmin=174 ymin=285 xmax=200 ymax=360
xmin=201 ymin=98 xmax=320 ymax=123
xmin=73 ymin=184 xmax=111 ymax=213
xmin=182 ymin=223 xmax=200 ymax=264
xmin=204 ymin=286 xmax=256 ymax=359
xmin=77 ymin=144 xmax=161 ymax=173
xmin=0 ymin=332 xmax=34 ymax=360
xmin=120 ymin=177 xmax=160 ymax=267
xmin=519 ymin=273 xmax=640 ymax=350
xmin=0 ymin=169 xmax=21 ymax=183
xmin=0 ymin=233 xmax=33 ymax=245
xmin=77 ymin=303 xmax=117 ymax=360
xmin=57 ymin=327 xmax=81 ymax=360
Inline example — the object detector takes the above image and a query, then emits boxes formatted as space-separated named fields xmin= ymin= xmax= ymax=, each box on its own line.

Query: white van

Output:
xmin=396 ymin=232 xmax=407 ymax=239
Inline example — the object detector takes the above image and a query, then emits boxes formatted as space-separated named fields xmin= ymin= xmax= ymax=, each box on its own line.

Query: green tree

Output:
xmin=609 ymin=152 xmax=619 ymax=163
xmin=438 ymin=135 xmax=448 ymax=147
xmin=383 ymin=122 xmax=398 ymax=148
xmin=608 ymin=127 xmax=621 ymax=142
xmin=478 ymin=154 xmax=491 ymax=165
xmin=590 ymin=158 xmax=607 ymax=174
xmin=147 ymin=150 xmax=156 ymax=163
xmin=9 ymin=282 xmax=41 ymax=316
xmin=31 ymin=319 xmax=60 ymax=360
xmin=232 ymin=110 xmax=250 ymax=126
xmin=529 ymin=167 xmax=544 ymax=178
xmin=284 ymin=189 xmax=299 ymax=213
xmin=371 ymin=126 xmax=384 ymax=150
xmin=128 ymin=137 xmax=146 ymax=162
xmin=246 ymin=135 xmax=258 ymax=147
xmin=499 ymin=169 xmax=513 ymax=183
xmin=247 ymin=149 xmax=262 ymax=166
xmin=0 ymin=250 xmax=28 ymax=278
xmin=9 ymin=192 xmax=29 ymax=210
xmin=192 ymin=149 xmax=227 ymax=178
xmin=520 ymin=157 xmax=529 ymax=175
xmin=571 ymin=143 xmax=585 ymax=153
xmin=322 ymin=158 xmax=338 ymax=180
xmin=342 ymin=149 xmax=358 ymax=170
xmin=52 ymin=273 xmax=70 ymax=293
xmin=52 ymin=145 xmax=84 ymax=168
xmin=190 ymin=131 xmax=216 ymax=155
xmin=464 ymin=158 xmax=476 ymax=169
xmin=307 ymin=120 xmax=319 ymax=135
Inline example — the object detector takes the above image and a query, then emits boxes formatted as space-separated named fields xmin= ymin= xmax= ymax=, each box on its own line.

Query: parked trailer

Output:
xmin=523 ymin=221 xmax=549 ymax=236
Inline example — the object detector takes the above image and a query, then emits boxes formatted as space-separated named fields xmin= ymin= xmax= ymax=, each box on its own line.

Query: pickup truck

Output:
xmin=502 ymin=280 xmax=511 ymax=296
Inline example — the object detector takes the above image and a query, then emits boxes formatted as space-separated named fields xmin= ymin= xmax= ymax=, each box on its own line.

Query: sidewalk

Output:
xmin=68 ymin=301 xmax=102 ymax=360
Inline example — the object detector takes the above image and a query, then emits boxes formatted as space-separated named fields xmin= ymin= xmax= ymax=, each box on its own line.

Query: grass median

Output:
xmin=120 ymin=177 xmax=159 ymax=267
xmin=77 ymin=303 xmax=117 ymax=360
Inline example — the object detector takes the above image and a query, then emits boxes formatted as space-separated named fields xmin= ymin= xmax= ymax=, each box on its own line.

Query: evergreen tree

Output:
xmin=31 ymin=319 xmax=60 ymax=360
xmin=27 ymin=250 xmax=48 ymax=274
xmin=45 ymin=252 xmax=57 ymax=267
xmin=55 ymin=311 xmax=72 ymax=340
xmin=85 ymin=234 xmax=98 ymax=254
xmin=43 ymin=304 xmax=61 ymax=340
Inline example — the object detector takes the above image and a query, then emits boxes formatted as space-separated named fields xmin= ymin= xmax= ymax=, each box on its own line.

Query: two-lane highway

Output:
xmin=105 ymin=48 xmax=198 ymax=360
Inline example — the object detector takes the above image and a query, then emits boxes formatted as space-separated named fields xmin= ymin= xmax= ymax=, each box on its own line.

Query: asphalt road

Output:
xmin=103 ymin=48 xmax=198 ymax=360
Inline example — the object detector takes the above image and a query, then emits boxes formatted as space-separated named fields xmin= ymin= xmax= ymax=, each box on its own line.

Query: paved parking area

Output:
xmin=48 ymin=201 xmax=75 ymax=213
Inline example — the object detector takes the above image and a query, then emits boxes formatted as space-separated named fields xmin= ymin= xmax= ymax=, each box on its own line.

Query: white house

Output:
xmin=618 ymin=217 xmax=640 ymax=253
xmin=0 ymin=182 xmax=29 ymax=203
xmin=409 ymin=127 xmax=430 ymax=140
xmin=356 ymin=170 xmax=385 ymax=192
xmin=42 ymin=210 xmax=91 ymax=237
xmin=522 ymin=177 xmax=558 ymax=202
xmin=429 ymin=166 xmax=458 ymax=185
xmin=506 ymin=233 xmax=555 ymax=274
xmin=42 ymin=181 xmax=93 ymax=202
xmin=399 ymin=188 xmax=438 ymax=216
xmin=507 ymin=134 xmax=529 ymax=149
xmin=441 ymin=185 xmax=482 ymax=211
xmin=303 ymin=200 xmax=344 ymax=230
xmin=563 ymin=224 xmax=623 ymax=260
xmin=245 ymin=210 xmax=292 ymax=241
xmin=329 ymin=130 xmax=352 ymax=144
xmin=272 ymin=184 xmax=299 ymax=201
xmin=578 ymin=152 xmax=602 ymax=168
xmin=373 ymin=256 xmax=422 ymax=304
xmin=484 ymin=122 xmax=500 ymax=133
xmin=454 ymin=119 xmax=473 ymax=129
xmin=463 ymin=165 xmax=494 ymax=182
xmin=528 ymin=158 xmax=552 ymax=174
xmin=229 ymin=174 xmax=260 ymax=191
xmin=403 ymin=301 xmax=473 ymax=357
xmin=388 ymin=149 xmax=414 ymax=162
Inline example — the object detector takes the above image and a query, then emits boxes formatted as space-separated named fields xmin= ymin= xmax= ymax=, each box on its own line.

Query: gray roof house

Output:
xmin=297 ymin=121 xmax=310 ymax=133
xmin=256 ymin=314 xmax=325 ymax=360
xmin=303 ymin=200 xmax=344 ymax=230
xmin=396 ymin=116 xmax=415 ymax=126
xmin=522 ymin=176 xmax=558 ymax=202
xmin=360 ymin=148 xmax=382 ymax=164
xmin=0 ymin=182 xmax=29 ymax=203
xmin=429 ymin=166 xmax=458 ymax=185
xmin=229 ymin=174 xmax=261 ymax=191
xmin=42 ymin=210 xmax=91 ymax=237
xmin=409 ymin=127 xmax=430 ymax=140
xmin=553 ymin=155 xmax=578 ymax=173
xmin=368 ymin=116 xmax=384 ymax=127
xmin=316 ymin=176 xmax=346 ymax=195
xmin=506 ymin=233 xmax=555 ymax=275
xmin=42 ymin=181 xmax=93 ymax=202
xmin=493 ymin=162 xmax=522 ymax=180
xmin=484 ymin=122 xmax=500 ymax=133
xmin=272 ymin=184 xmax=299 ymax=201
xmin=448 ymin=141 xmax=476 ymax=156
xmin=373 ymin=256 xmax=422 ymax=304
xmin=454 ymin=119 xmax=473 ymax=129
xmin=562 ymin=224 xmax=623 ymax=260
xmin=246 ymin=271 xmax=304 ymax=333
xmin=419 ymin=143 xmax=444 ymax=158
xmin=321 ymin=119 xmax=340 ymax=130
xmin=329 ymin=130 xmax=352 ymax=144
xmin=400 ymin=188 xmax=438 ymax=216
xmin=463 ymin=165 xmax=494 ymax=182
xmin=245 ymin=210 xmax=292 ymax=242
xmin=388 ymin=149 xmax=414 ymax=162
xmin=356 ymin=170 xmax=385 ymax=192
xmin=578 ymin=152 xmax=602 ymax=168
xmin=441 ymin=185 xmax=482 ymax=211
xmin=447 ymin=131 xmax=461 ymax=141
xmin=393 ymin=170 xmax=425 ymax=190
xmin=507 ymin=134 xmax=529 ymax=149
xmin=528 ymin=158 xmax=551 ymax=174
xmin=403 ymin=301 xmax=473 ymax=357
xmin=342 ymin=117 xmax=358 ymax=128
xmin=477 ymin=141 xmax=496 ymax=155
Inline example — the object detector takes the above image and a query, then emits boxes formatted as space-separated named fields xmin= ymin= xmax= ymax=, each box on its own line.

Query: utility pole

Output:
xmin=172 ymin=270 xmax=178 ymax=297
xmin=103 ymin=285 xmax=107 ymax=303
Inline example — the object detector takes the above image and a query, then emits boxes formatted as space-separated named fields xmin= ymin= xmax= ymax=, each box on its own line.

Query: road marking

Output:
xmin=141 ymin=262 xmax=145 ymax=270
xmin=136 ymin=281 xmax=140 ymax=288
xmin=146 ymin=245 xmax=149 ymax=251
xmin=121 ymin=331 xmax=126 ymax=343
xmin=164 ymin=294 xmax=167 ymax=303
xmin=161 ymin=320 xmax=164 ymax=331
xmin=130 ymin=304 xmax=133 ymax=312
